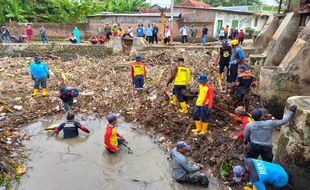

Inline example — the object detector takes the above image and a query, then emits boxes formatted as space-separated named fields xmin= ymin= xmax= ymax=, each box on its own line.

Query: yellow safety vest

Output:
xmin=104 ymin=126 xmax=118 ymax=149
xmin=174 ymin=66 xmax=190 ymax=86
xmin=132 ymin=64 xmax=145 ymax=76
xmin=196 ymin=84 xmax=209 ymax=106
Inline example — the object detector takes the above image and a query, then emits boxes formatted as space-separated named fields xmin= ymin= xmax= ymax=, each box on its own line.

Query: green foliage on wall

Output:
xmin=0 ymin=0 xmax=150 ymax=23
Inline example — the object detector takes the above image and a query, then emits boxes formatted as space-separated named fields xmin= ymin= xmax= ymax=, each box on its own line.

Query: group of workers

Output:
xmin=28 ymin=37 xmax=297 ymax=189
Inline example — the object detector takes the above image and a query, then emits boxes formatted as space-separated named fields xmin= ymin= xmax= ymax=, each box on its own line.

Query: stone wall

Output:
xmin=259 ymin=18 xmax=310 ymax=118
xmin=275 ymin=96 xmax=310 ymax=190
xmin=174 ymin=7 xmax=215 ymax=40
xmin=5 ymin=22 xmax=89 ymax=40
xmin=0 ymin=43 xmax=112 ymax=58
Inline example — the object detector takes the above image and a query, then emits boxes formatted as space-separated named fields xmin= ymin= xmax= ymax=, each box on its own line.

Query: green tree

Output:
xmin=105 ymin=0 xmax=150 ymax=13
xmin=0 ymin=0 xmax=150 ymax=23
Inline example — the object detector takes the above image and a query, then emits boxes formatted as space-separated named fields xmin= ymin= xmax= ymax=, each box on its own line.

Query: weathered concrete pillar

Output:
xmin=254 ymin=15 xmax=280 ymax=54
xmin=130 ymin=37 xmax=149 ymax=55
xmin=263 ymin=13 xmax=300 ymax=66
xmin=275 ymin=96 xmax=310 ymax=190
xmin=259 ymin=19 xmax=310 ymax=118
xmin=105 ymin=37 xmax=123 ymax=55
xmin=259 ymin=66 xmax=296 ymax=118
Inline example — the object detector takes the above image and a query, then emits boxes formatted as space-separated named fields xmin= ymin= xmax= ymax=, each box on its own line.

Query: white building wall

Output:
xmin=213 ymin=11 xmax=268 ymax=38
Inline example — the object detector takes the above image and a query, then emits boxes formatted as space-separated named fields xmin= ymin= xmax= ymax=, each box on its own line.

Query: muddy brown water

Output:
xmin=16 ymin=115 xmax=221 ymax=190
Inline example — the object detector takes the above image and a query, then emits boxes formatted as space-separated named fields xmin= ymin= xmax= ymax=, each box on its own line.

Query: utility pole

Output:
xmin=170 ymin=0 xmax=174 ymax=45
xmin=171 ymin=0 xmax=174 ymax=23
xmin=278 ymin=0 xmax=283 ymax=14
xmin=160 ymin=8 xmax=165 ymax=45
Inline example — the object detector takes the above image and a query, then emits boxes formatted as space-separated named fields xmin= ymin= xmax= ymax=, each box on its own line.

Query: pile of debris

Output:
xmin=0 ymin=49 xmax=260 ymax=187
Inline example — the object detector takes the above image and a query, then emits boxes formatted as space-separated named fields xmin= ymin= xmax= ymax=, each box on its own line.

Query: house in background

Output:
xmin=211 ymin=6 xmax=271 ymax=38
xmin=174 ymin=1 xmax=271 ymax=39
xmin=86 ymin=0 xmax=272 ymax=40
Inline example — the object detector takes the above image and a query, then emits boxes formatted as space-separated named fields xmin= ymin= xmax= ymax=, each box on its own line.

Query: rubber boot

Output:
xmin=170 ymin=95 xmax=177 ymax=105
xmin=217 ymin=73 xmax=224 ymax=80
xmin=178 ymin=102 xmax=188 ymax=113
xmin=42 ymin=88 xmax=47 ymax=96
xmin=32 ymin=89 xmax=38 ymax=97
xmin=191 ymin=120 xmax=202 ymax=133
xmin=199 ymin=122 xmax=208 ymax=135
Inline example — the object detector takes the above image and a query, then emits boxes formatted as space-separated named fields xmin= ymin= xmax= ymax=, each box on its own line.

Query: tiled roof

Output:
xmin=177 ymin=0 xmax=211 ymax=8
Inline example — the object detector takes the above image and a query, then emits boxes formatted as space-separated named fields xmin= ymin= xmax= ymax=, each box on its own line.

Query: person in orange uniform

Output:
xmin=235 ymin=65 xmax=256 ymax=108
xmin=167 ymin=56 xmax=191 ymax=113
xmin=104 ymin=114 xmax=125 ymax=153
xmin=130 ymin=55 xmax=146 ymax=89
xmin=191 ymin=74 xmax=214 ymax=135
xmin=231 ymin=106 xmax=253 ymax=140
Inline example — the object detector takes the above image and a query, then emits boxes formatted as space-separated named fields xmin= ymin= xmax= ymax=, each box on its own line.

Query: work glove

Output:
xmin=46 ymin=74 xmax=50 ymax=79
xmin=289 ymin=105 xmax=297 ymax=113
xmin=31 ymin=75 xmax=35 ymax=80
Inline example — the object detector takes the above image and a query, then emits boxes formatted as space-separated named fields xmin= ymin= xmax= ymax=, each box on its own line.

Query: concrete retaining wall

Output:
xmin=260 ymin=18 xmax=310 ymax=118
xmin=254 ymin=15 xmax=280 ymax=54
xmin=263 ymin=13 xmax=300 ymax=66
xmin=0 ymin=43 xmax=112 ymax=58
xmin=275 ymin=96 xmax=310 ymax=190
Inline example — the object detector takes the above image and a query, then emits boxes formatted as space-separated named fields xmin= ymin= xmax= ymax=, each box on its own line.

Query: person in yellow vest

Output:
xmin=167 ymin=56 xmax=191 ymax=113
xmin=104 ymin=114 xmax=125 ymax=153
xmin=130 ymin=55 xmax=146 ymax=89
xmin=191 ymin=74 xmax=214 ymax=135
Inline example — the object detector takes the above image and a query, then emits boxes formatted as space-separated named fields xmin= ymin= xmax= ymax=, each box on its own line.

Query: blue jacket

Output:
xmin=230 ymin=47 xmax=245 ymax=65
xmin=136 ymin=27 xmax=144 ymax=37
xmin=30 ymin=62 xmax=49 ymax=79
xmin=73 ymin=27 xmax=80 ymax=44
xmin=146 ymin=26 xmax=153 ymax=37
xmin=170 ymin=148 xmax=200 ymax=180
xmin=246 ymin=159 xmax=288 ymax=190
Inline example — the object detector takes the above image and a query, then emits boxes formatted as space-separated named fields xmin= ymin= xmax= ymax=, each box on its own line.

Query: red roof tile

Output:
xmin=177 ymin=0 xmax=212 ymax=8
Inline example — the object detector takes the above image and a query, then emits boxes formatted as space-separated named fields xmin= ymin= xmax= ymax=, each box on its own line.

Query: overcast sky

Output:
xmin=145 ymin=0 xmax=278 ymax=7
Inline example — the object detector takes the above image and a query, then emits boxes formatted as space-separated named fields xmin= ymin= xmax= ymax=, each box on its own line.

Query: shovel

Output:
xmin=120 ymin=140 xmax=133 ymax=154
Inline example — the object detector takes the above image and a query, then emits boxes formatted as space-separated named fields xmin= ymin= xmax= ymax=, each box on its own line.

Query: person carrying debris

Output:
xmin=216 ymin=40 xmax=232 ymax=83
xmin=231 ymin=106 xmax=253 ymax=140
xmin=244 ymin=105 xmax=297 ymax=162
xmin=54 ymin=112 xmax=90 ymax=139
xmin=191 ymin=74 xmax=214 ymax=135
xmin=232 ymin=158 xmax=288 ymax=190
xmin=104 ymin=114 xmax=125 ymax=153
xmin=167 ymin=56 xmax=191 ymax=113
xmin=30 ymin=56 xmax=49 ymax=97
xmin=58 ymin=86 xmax=79 ymax=112
xmin=228 ymin=39 xmax=245 ymax=83
xmin=130 ymin=55 xmax=146 ymax=90
xmin=170 ymin=141 xmax=209 ymax=187
xmin=234 ymin=65 xmax=256 ymax=108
